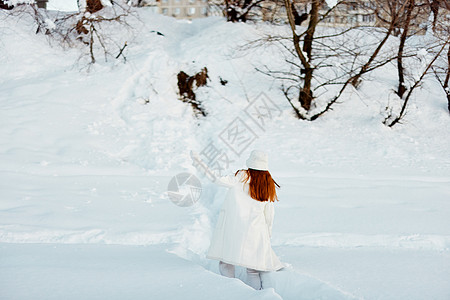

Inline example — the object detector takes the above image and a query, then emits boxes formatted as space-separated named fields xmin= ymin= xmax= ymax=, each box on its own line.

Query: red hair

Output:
xmin=236 ymin=169 xmax=280 ymax=202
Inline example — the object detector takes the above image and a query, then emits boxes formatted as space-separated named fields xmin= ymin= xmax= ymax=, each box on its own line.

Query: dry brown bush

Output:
xmin=177 ymin=67 xmax=209 ymax=117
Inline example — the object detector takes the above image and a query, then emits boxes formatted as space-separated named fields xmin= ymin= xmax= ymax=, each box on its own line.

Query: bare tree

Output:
xmin=443 ymin=44 xmax=450 ymax=113
xmin=260 ymin=0 xmax=403 ymax=120
xmin=373 ymin=0 xmax=450 ymax=126
xmin=384 ymin=39 xmax=449 ymax=126
xmin=2 ymin=0 xmax=135 ymax=65
xmin=439 ymin=44 xmax=450 ymax=114
xmin=428 ymin=0 xmax=450 ymax=32
xmin=430 ymin=1 xmax=450 ymax=114
xmin=56 ymin=1 xmax=134 ymax=64
xmin=252 ymin=0 xmax=445 ymax=124
xmin=349 ymin=0 xmax=411 ymax=88
xmin=73 ymin=3 xmax=131 ymax=64
xmin=368 ymin=0 xmax=430 ymax=99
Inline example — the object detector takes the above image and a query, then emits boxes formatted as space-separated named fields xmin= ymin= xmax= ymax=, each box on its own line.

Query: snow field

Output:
xmin=1 ymin=8 xmax=450 ymax=300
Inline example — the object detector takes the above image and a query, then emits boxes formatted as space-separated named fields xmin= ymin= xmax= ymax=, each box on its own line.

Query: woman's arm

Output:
xmin=190 ymin=151 xmax=238 ymax=187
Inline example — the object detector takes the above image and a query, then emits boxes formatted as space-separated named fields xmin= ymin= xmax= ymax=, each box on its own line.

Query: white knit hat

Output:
xmin=246 ymin=150 xmax=269 ymax=171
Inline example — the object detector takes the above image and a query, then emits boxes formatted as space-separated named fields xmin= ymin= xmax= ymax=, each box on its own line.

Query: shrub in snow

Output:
xmin=0 ymin=0 xmax=12 ymax=9
xmin=177 ymin=68 xmax=209 ymax=117
xmin=77 ymin=0 xmax=104 ymax=14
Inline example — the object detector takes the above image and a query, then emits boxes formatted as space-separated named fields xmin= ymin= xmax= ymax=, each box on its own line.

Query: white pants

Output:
xmin=219 ymin=261 xmax=262 ymax=290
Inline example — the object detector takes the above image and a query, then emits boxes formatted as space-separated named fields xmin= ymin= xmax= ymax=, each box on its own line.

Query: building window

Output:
xmin=162 ymin=8 xmax=168 ymax=14
xmin=189 ymin=0 xmax=196 ymax=3
xmin=364 ymin=1 xmax=375 ymax=9
xmin=202 ymin=6 xmax=207 ymax=15
xmin=363 ymin=14 xmax=374 ymax=23
xmin=174 ymin=7 xmax=181 ymax=15
xmin=348 ymin=15 xmax=356 ymax=23
xmin=188 ymin=7 xmax=196 ymax=15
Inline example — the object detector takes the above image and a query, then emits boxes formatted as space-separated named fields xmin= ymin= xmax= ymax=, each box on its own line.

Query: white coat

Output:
xmin=206 ymin=171 xmax=283 ymax=272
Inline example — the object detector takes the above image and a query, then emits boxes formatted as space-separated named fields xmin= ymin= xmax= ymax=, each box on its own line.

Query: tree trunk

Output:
xmin=284 ymin=0 xmax=308 ymax=67
xmin=303 ymin=0 xmax=319 ymax=60
xmin=447 ymin=94 xmax=450 ymax=114
xmin=388 ymin=40 xmax=447 ymax=127
xmin=446 ymin=44 xmax=450 ymax=114
xmin=284 ymin=0 xmax=314 ymax=111
xmin=430 ymin=0 xmax=440 ymax=32
xmin=297 ymin=0 xmax=319 ymax=110
xmin=299 ymin=67 xmax=314 ymax=110
xmin=396 ymin=0 xmax=414 ymax=98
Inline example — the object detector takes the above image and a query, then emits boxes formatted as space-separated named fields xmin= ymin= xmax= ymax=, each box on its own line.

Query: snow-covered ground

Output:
xmin=1 ymin=8 xmax=450 ymax=300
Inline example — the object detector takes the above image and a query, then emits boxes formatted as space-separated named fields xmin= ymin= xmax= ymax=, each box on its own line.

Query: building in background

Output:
xmin=263 ymin=0 xmax=435 ymax=34
xmin=140 ymin=0 xmax=209 ymax=19
xmin=319 ymin=1 xmax=377 ymax=27
xmin=262 ymin=0 xmax=377 ymax=26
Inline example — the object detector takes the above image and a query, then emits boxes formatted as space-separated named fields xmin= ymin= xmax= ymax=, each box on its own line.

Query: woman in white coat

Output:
xmin=192 ymin=150 xmax=283 ymax=290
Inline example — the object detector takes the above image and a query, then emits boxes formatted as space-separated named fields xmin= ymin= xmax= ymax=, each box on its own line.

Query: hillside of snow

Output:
xmin=1 ymin=7 xmax=450 ymax=300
